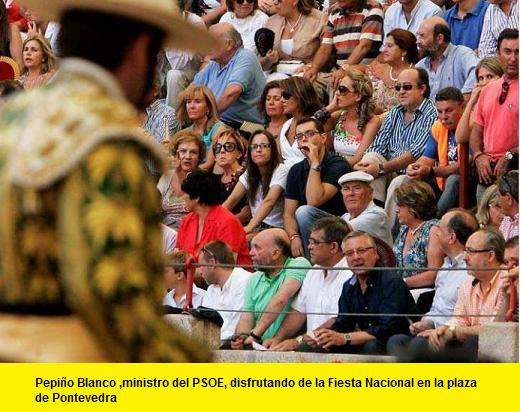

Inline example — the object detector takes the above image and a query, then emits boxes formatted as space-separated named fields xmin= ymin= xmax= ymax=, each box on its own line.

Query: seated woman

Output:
xmin=157 ymin=130 xmax=205 ymax=229
xmin=476 ymin=184 xmax=505 ymax=230
xmin=278 ymin=76 xmax=321 ymax=168
xmin=0 ymin=1 xmax=22 ymax=68
xmin=315 ymin=67 xmax=381 ymax=167
xmin=19 ymin=35 xmax=57 ymax=90
xmin=176 ymin=84 xmax=227 ymax=171
xmin=393 ymin=181 xmax=444 ymax=291
xmin=176 ymin=169 xmax=252 ymax=266
xmin=220 ymin=0 xmax=268 ymax=52
xmin=223 ymin=130 xmax=288 ymax=239
xmin=258 ymin=80 xmax=286 ymax=138
xmin=366 ymin=29 xmax=418 ymax=113
xmin=213 ymin=129 xmax=250 ymax=223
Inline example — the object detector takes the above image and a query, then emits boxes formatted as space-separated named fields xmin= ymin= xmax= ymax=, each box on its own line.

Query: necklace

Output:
xmin=409 ymin=221 xmax=426 ymax=236
xmin=286 ymin=13 xmax=302 ymax=33
xmin=389 ymin=63 xmax=413 ymax=82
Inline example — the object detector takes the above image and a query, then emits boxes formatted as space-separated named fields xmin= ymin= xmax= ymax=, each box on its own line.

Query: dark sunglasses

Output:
xmin=235 ymin=0 xmax=254 ymax=3
xmin=281 ymin=90 xmax=292 ymax=100
xmin=337 ymin=85 xmax=354 ymax=95
xmin=249 ymin=143 xmax=272 ymax=150
xmin=213 ymin=142 xmax=237 ymax=154
xmin=499 ymin=81 xmax=510 ymax=105
xmin=394 ymin=83 xmax=416 ymax=92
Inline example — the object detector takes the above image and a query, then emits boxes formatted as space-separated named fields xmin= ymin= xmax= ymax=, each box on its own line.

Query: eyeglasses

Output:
xmin=343 ymin=246 xmax=374 ymax=258
xmin=295 ymin=130 xmax=319 ymax=141
xmin=337 ymin=85 xmax=354 ymax=95
xmin=308 ymin=238 xmax=333 ymax=246
xmin=235 ymin=0 xmax=254 ymax=3
xmin=201 ymin=246 xmax=216 ymax=261
xmin=281 ymin=90 xmax=292 ymax=100
xmin=464 ymin=247 xmax=493 ymax=254
xmin=394 ymin=83 xmax=416 ymax=92
xmin=249 ymin=143 xmax=272 ymax=150
xmin=213 ymin=142 xmax=237 ymax=154
xmin=499 ymin=81 xmax=510 ymax=105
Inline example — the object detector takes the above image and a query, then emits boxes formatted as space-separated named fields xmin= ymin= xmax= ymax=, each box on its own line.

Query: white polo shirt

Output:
xmin=292 ymin=257 xmax=353 ymax=332
xmin=202 ymin=267 xmax=251 ymax=340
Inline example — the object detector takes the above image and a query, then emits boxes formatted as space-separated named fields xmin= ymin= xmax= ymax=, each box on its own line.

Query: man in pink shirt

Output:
xmin=471 ymin=28 xmax=518 ymax=201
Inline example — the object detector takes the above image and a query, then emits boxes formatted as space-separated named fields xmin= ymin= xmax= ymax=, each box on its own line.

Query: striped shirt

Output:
xmin=366 ymin=98 xmax=437 ymax=172
xmin=478 ymin=0 xmax=519 ymax=57
xmin=321 ymin=5 xmax=383 ymax=67
xmin=446 ymin=272 xmax=505 ymax=327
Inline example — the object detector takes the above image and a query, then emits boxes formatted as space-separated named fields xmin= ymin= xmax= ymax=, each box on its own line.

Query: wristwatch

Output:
xmin=343 ymin=333 xmax=352 ymax=345
xmin=296 ymin=335 xmax=304 ymax=345
xmin=448 ymin=325 xmax=457 ymax=340
xmin=505 ymin=151 xmax=514 ymax=161
xmin=311 ymin=163 xmax=322 ymax=172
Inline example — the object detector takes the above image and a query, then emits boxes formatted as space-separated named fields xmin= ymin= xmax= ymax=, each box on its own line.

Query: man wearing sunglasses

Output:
xmin=471 ymin=28 xmax=518 ymax=201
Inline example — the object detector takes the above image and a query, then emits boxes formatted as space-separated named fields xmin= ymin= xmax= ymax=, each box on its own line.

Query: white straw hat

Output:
xmin=19 ymin=0 xmax=218 ymax=54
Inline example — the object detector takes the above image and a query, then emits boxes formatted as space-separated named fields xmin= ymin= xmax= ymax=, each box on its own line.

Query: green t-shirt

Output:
xmin=242 ymin=257 xmax=310 ymax=339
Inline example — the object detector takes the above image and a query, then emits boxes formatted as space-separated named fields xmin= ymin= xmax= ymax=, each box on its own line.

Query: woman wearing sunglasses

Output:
xmin=223 ymin=130 xmax=288 ymax=239
xmin=366 ymin=29 xmax=419 ymax=113
xmin=213 ymin=129 xmax=250 ymax=223
xmin=220 ymin=0 xmax=268 ymax=52
xmin=157 ymin=130 xmax=205 ymax=229
xmin=315 ymin=66 xmax=381 ymax=167
xmin=278 ymin=76 xmax=321 ymax=168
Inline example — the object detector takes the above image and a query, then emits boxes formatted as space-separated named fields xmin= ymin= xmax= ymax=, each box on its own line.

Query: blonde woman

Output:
xmin=476 ymin=184 xmax=505 ymax=230
xmin=19 ymin=35 xmax=57 ymax=89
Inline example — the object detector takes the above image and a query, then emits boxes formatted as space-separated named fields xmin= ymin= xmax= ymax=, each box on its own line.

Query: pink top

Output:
xmin=499 ymin=213 xmax=519 ymax=241
xmin=472 ymin=77 xmax=518 ymax=161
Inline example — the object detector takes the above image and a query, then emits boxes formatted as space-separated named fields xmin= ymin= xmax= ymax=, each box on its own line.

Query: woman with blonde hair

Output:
xmin=19 ymin=34 xmax=57 ymax=89
xmin=157 ymin=130 xmax=205 ymax=229
xmin=476 ymin=184 xmax=505 ymax=230
xmin=176 ymin=84 xmax=227 ymax=170
xmin=315 ymin=66 xmax=381 ymax=167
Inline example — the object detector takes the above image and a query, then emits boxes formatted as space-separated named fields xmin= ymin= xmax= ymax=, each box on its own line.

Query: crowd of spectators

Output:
xmin=0 ymin=0 xmax=518 ymax=360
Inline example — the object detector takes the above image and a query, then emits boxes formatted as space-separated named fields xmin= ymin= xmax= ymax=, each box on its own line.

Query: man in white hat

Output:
xmin=338 ymin=171 xmax=393 ymax=246
xmin=0 ymin=0 xmax=216 ymax=362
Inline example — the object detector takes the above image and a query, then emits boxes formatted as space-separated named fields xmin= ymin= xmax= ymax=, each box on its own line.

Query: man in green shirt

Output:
xmin=231 ymin=229 xmax=310 ymax=349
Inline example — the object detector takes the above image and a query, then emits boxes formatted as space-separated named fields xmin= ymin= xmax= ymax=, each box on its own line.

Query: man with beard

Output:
xmin=230 ymin=229 xmax=310 ymax=349
xmin=415 ymin=16 xmax=478 ymax=100
xmin=0 ymin=0 xmax=215 ymax=362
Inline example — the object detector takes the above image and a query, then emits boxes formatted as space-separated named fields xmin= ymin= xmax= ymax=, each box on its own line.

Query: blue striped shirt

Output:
xmin=366 ymin=98 xmax=437 ymax=172
xmin=478 ymin=0 xmax=519 ymax=57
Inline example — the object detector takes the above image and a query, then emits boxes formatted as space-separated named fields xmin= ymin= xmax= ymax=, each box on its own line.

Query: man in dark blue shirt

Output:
xmin=284 ymin=116 xmax=351 ymax=259
xmin=315 ymin=231 xmax=418 ymax=354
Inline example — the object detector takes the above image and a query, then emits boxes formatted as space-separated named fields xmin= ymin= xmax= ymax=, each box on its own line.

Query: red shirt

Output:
xmin=176 ymin=205 xmax=252 ymax=267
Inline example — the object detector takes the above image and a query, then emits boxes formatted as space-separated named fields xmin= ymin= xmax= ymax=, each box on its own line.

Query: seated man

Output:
xmin=443 ymin=0 xmax=489 ymax=50
xmin=192 ymin=23 xmax=265 ymax=129
xmin=284 ymin=117 xmax=351 ymax=259
xmin=497 ymin=170 xmax=519 ymax=241
xmin=265 ymin=217 xmax=352 ymax=351
xmin=478 ymin=0 xmax=519 ymax=58
xmin=313 ymin=231 xmax=418 ymax=354
xmin=355 ymin=68 xmax=437 ymax=204
xmin=198 ymin=240 xmax=251 ymax=344
xmin=501 ymin=236 xmax=518 ymax=321
xmin=404 ymin=228 xmax=507 ymax=359
xmin=163 ymin=251 xmax=206 ymax=310
xmin=415 ymin=17 xmax=478 ymax=100
xmin=383 ymin=0 xmax=442 ymax=42
xmin=386 ymin=209 xmax=479 ymax=355
xmin=385 ymin=87 xmax=466 ymax=226
xmin=231 ymin=229 xmax=310 ymax=349
xmin=338 ymin=170 xmax=393 ymax=246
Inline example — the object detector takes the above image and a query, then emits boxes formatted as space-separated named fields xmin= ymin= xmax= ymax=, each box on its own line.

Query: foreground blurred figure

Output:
xmin=0 ymin=0 xmax=216 ymax=362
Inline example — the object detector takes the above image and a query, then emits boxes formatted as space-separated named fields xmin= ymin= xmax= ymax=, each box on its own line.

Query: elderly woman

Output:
xmin=476 ymin=184 xmax=505 ymax=230
xmin=258 ymin=80 xmax=286 ymax=138
xmin=316 ymin=67 xmax=381 ymax=167
xmin=278 ymin=76 xmax=321 ymax=168
xmin=220 ymin=0 xmax=269 ymax=52
xmin=176 ymin=84 xmax=227 ymax=171
xmin=366 ymin=29 xmax=419 ymax=113
xmin=393 ymin=181 xmax=444 ymax=290
xmin=176 ymin=169 xmax=252 ymax=266
xmin=157 ymin=130 xmax=205 ymax=229
xmin=19 ymin=35 xmax=57 ymax=89
xmin=260 ymin=0 xmax=326 ymax=81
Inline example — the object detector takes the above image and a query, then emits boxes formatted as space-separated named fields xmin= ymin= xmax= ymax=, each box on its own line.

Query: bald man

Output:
xmin=231 ymin=229 xmax=311 ymax=349
xmin=193 ymin=22 xmax=265 ymax=128
xmin=415 ymin=16 xmax=478 ymax=100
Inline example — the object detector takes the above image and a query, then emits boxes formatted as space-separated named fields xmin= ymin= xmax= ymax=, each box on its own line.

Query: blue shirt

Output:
xmin=444 ymin=0 xmax=489 ymax=50
xmin=423 ymin=130 xmax=458 ymax=162
xmin=367 ymin=98 xmax=437 ymax=171
xmin=416 ymin=44 xmax=478 ymax=100
xmin=193 ymin=47 xmax=265 ymax=125
xmin=331 ymin=269 xmax=419 ymax=341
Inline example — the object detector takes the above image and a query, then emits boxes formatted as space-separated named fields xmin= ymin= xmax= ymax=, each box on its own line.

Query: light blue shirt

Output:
xmin=382 ymin=0 xmax=443 ymax=50
xmin=193 ymin=47 xmax=265 ymax=125
xmin=416 ymin=44 xmax=478 ymax=99
xmin=423 ymin=253 xmax=468 ymax=327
